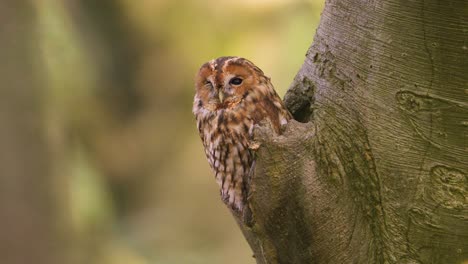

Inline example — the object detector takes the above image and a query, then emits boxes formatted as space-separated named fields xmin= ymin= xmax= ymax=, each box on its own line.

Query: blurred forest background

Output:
xmin=1 ymin=1 xmax=323 ymax=263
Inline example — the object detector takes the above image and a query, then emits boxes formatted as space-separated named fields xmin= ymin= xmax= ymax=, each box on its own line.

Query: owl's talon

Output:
xmin=248 ymin=141 xmax=261 ymax=150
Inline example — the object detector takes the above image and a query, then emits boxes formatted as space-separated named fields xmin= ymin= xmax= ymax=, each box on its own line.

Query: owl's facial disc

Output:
xmin=195 ymin=57 xmax=261 ymax=112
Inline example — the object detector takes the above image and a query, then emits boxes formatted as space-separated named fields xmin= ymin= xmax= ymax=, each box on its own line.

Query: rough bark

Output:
xmin=235 ymin=0 xmax=468 ymax=263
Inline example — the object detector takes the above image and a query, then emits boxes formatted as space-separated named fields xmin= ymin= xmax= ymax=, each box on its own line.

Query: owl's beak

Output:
xmin=218 ymin=91 xmax=225 ymax=102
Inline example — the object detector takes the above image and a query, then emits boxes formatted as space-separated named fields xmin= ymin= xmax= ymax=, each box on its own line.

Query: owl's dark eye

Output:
xmin=229 ymin=77 xmax=243 ymax=85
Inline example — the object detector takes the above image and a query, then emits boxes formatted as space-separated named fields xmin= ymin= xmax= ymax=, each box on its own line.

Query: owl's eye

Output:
xmin=205 ymin=80 xmax=213 ymax=88
xmin=229 ymin=77 xmax=243 ymax=85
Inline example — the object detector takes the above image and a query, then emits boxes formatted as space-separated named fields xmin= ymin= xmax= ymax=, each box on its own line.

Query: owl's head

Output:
xmin=194 ymin=56 xmax=269 ymax=112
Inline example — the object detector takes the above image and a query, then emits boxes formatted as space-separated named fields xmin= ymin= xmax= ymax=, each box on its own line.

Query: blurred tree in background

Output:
xmin=0 ymin=1 xmax=322 ymax=263
xmin=0 ymin=2 xmax=67 ymax=264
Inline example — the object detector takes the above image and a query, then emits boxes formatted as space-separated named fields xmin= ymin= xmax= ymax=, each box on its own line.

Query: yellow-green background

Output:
xmin=35 ymin=0 xmax=323 ymax=263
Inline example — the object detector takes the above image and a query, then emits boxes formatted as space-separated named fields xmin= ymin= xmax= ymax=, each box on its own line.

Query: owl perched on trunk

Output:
xmin=193 ymin=56 xmax=292 ymax=213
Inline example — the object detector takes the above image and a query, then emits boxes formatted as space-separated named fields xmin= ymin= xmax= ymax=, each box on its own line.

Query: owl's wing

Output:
xmin=251 ymin=99 xmax=290 ymax=134
xmin=195 ymin=116 xmax=211 ymax=161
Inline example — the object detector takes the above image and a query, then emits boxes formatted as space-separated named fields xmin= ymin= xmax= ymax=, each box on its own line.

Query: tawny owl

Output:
xmin=193 ymin=56 xmax=292 ymax=213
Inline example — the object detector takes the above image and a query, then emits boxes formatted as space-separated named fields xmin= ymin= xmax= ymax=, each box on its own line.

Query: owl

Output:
xmin=193 ymin=56 xmax=292 ymax=214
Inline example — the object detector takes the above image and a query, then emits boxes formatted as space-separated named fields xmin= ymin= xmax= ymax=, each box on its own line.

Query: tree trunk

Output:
xmin=235 ymin=0 xmax=468 ymax=263
xmin=0 ymin=2 xmax=67 ymax=264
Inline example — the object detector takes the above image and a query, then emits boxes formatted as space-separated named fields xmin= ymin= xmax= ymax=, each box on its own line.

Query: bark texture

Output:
xmin=236 ymin=0 xmax=468 ymax=263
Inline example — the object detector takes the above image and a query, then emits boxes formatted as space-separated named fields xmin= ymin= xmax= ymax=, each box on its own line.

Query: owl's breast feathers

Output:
xmin=193 ymin=91 xmax=291 ymax=213
xmin=193 ymin=99 xmax=252 ymax=212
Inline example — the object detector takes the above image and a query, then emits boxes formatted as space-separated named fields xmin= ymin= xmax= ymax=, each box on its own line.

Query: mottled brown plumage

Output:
xmin=193 ymin=56 xmax=292 ymax=213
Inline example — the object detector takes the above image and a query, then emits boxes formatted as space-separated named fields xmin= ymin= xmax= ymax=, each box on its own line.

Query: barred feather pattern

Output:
xmin=193 ymin=56 xmax=292 ymax=213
